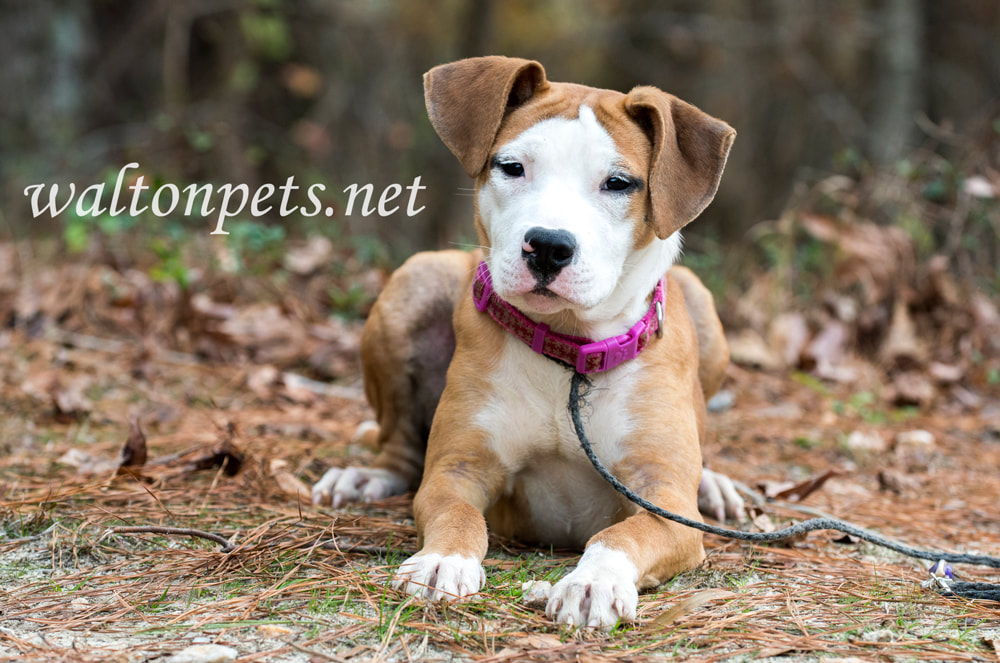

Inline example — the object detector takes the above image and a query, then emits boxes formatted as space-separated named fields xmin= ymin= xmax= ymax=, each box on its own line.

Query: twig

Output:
xmin=109 ymin=526 xmax=234 ymax=552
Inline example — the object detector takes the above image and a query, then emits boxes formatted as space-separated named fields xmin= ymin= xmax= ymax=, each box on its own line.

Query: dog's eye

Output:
xmin=603 ymin=176 xmax=633 ymax=192
xmin=499 ymin=161 xmax=525 ymax=177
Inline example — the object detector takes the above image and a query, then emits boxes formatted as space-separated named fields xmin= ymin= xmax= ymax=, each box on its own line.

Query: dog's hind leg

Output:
xmin=312 ymin=250 xmax=480 ymax=506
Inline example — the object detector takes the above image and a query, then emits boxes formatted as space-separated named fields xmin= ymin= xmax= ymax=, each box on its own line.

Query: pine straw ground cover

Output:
xmin=1 ymin=328 xmax=999 ymax=663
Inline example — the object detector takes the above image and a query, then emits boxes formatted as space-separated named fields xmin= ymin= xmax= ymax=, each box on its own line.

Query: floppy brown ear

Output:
xmin=424 ymin=56 xmax=549 ymax=177
xmin=624 ymin=87 xmax=735 ymax=239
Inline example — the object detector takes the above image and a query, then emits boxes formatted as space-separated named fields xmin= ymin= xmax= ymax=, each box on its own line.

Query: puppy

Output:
xmin=313 ymin=56 xmax=742 ymax=628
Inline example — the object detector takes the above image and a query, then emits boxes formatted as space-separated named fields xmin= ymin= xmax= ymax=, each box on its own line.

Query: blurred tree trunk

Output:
xmin=0 ymin=1 xmax=91 ymax=170
xmin=870 ymin=0 xmax=924 ymax=164
xmin=459 ymin=0 xmax=495 ymax=58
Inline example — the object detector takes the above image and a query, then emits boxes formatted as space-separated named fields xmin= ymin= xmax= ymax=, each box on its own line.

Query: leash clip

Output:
xmin=655 ymin=300 xmax=664 ymax=339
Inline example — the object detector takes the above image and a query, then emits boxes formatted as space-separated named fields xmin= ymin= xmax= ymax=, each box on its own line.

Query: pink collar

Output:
xmin=472 ymin=262 xmax=665 ymax=373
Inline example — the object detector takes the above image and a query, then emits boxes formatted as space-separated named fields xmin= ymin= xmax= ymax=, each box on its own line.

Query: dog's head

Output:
xmin=424 ymin=56 xmax=734 ymax=324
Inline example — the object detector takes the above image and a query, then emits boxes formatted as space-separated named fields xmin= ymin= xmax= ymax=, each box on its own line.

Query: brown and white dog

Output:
xmin=313 ymin=56 xmax=743 ymax=628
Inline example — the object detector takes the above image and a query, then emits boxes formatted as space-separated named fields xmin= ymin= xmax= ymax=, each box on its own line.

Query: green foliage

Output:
xmin=240 ymin=11 xmax=292 ymax=62
xmin=226 ymin=219 xmax=287 ymax=273
xmin=149 ymin=238 xmax=190 ymax=288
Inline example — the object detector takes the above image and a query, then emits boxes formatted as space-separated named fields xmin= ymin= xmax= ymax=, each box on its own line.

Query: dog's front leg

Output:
xmin=546 ymin=455 xmax=705 ymax=628
xmin=393 ymin=443 xmax=504 ymax=603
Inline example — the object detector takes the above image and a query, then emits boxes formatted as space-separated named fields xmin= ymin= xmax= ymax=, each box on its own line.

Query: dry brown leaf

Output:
xmin=119 ymin=417 xmax=148 ymax=469
xmin=508 ymin=634 xmax=564 ymax=651
xmin=57 ymin=448 xmax=117 ymax=475
xmin=649 ymin=589 xmax=736 ymax=628
xmin=772 ymin=469 xmax=843 ymax=502
xmin=727 ymin=328 xmax=782 ymax=371
xmin=758 ymin=480 xmax=797 ymax=499
xmin=269 ymin=459 xmax=311 ymax=500
xmin=803 ymin=318 xmax=848 ymax=373
xmin=928 ymin=361 xmax=963 ymax=384
xmin=879 ymin=299 xmax=926 ymax=370
xmin=887 ymin=370 xmax=936 ymax=407
xmin=744 ymin=504 xmax=777 ymax=532
xmin=877 ymin=469 xmax=921 ymax=495
xmin=283 ymin=236 xmax=333 ymax=275
xmin=247 ymin=364 xmax=281 ymax=399
xmin=188 ymin=422 xmax=245 ymax=476
xmin=768 ymin=311 xmax=810 ymax=368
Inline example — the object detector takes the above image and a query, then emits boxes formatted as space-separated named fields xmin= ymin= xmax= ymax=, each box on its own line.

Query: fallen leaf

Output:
xmin=269 ymin=459 xmax=311 ymax=500
xmin=758 ymin=480 xmax=796 ymax=499
xmin=772 ymin=469 xmax=843 ymax=502
xmin=283 ymin=236 xmax=333 ymax=275
xmin=928 ymin=361 xmax=963 ymax=384
xmin=879 ymin=299 xmax=926 ymax=370
xmin=877 ymin=469 xmax=921 ymax=495
xmin=727 ymin=329 xmax=782 ymax=371
xmin=768 ymin=312 xmax=809 ymax=368
xmin=57 ymin=448 xmax=118 ymax=475
xmin=52 ymin=385 xmax=93 ymax=421
xmin=119 ymin=417 xmax=148 ymax=469
xmin=650 ymin=589 xmax=736 ymax=628
xmin=247 ymin=364 xmax=281 ymax=399
xmin=189 ymin=422 xmax=244 ymax=476
xmin=746 ymin=505 xmax=776 ymax=532
xmin=886 ymin=371 xmax=936 ymax=407
xmin=846 ymin=430 xmax=887 ymax=454
xmin=802 ymin=318 xmax=849 ymax=373
xmin=508 ymin=634 xmax=564 ymax=650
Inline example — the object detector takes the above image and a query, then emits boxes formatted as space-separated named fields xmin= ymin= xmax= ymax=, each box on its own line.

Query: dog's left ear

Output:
xmin=624 ymin=87 xmax=735 ymax=239
xmin=424 ymin=56 xmax=549 ymax=178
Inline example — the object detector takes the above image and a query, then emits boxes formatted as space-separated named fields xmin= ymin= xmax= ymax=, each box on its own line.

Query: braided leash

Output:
xmin=567 ymin=371 xmax=1000 ymax=602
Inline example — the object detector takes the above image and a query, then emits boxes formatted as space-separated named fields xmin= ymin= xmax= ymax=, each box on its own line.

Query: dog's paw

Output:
xmin=311 ymin=466 xmax=408 ymax=507
xmin=545 ymin=543 xmax=638 ymax=629
xmin=392 ymin=552 xmax=485 ymax=602
xmin=698 ymin=468 xmax=745 ymax=522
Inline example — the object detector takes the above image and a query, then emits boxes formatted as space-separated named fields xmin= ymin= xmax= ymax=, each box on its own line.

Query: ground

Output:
xmin=2 ymin=319 xmax=999 ymax=662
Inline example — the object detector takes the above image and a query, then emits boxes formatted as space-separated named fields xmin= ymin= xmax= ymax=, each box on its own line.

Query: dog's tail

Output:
xmin=670 ymin=266 xmax=729 ymax=399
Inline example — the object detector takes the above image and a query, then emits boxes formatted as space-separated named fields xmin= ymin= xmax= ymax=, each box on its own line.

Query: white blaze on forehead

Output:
xmin=495 ymin=106 xmax=623 ymax=189
xmin=479 ymin=104 xmax=680 ymax=332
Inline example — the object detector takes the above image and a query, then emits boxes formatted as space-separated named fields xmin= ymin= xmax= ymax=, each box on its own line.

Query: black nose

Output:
xmin=522 ymin=227 xmax=577 ymax=279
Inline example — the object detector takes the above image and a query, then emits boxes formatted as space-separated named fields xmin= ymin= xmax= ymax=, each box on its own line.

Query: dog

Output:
xmin=312 ymin=56 xmax=743 ymax=628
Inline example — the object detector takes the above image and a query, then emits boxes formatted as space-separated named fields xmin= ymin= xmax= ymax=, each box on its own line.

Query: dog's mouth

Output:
xmin=530 ymin=286 xmax=558 ymax=299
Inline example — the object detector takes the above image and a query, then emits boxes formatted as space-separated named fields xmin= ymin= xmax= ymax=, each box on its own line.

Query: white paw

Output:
xmin=545 ymin=543 xmax=639 ymax=629
xmin=698 ymin=468 xmax=745 ymax=522
xmin=311 ymin=466 xmax=408 ymax=507
xmin=392 ymin=552 xmax=485 ymax=602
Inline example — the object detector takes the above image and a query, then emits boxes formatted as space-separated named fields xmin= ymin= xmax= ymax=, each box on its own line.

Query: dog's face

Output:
xmin=479 ymin=105 xmax=651 ymax=315
xmin=424 ymin=57 xmax=735 ymax=323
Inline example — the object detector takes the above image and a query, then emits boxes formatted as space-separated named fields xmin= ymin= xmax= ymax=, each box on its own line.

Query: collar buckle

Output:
xmin=577 ymin=330 xmax=640 ymax=373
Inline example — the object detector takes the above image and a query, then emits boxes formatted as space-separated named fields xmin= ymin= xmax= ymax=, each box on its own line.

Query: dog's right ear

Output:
xmin=424 ymin=56 xmax=548 ymax=177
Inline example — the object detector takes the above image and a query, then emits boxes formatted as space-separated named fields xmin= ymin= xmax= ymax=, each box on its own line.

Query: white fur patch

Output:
xmin=392 ymin=552 xmax=485 ymax=602
xmin=311 ymin=466 xmax=408 ymax=507
xmin=546 ymin=542 xmax=640 ymax=628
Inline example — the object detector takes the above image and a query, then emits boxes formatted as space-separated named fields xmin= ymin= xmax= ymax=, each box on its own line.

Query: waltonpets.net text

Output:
xmin=22 ymin=163 xmax=427 ymax=234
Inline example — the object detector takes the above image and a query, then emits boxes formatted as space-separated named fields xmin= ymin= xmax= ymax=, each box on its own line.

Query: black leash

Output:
xmin=567 ymin=371 xmax=1000 ymax=602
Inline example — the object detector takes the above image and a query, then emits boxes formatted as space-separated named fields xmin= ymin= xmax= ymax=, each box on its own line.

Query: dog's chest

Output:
xmin=476 ymin=335 xmax=639 ymax=463
xmin=474 ymin=335 xmax=642 ymax=543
